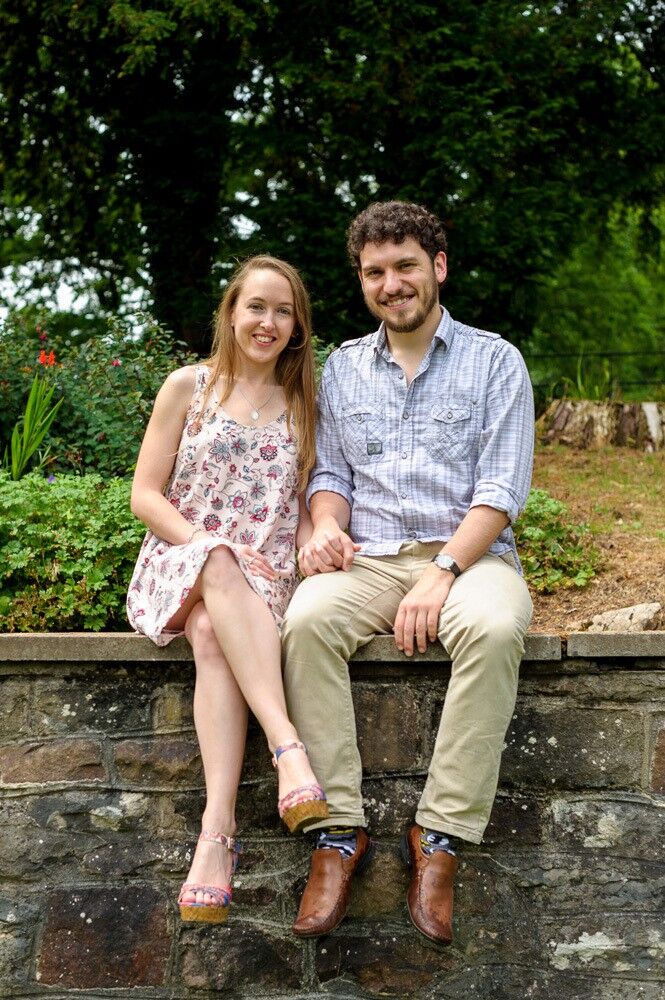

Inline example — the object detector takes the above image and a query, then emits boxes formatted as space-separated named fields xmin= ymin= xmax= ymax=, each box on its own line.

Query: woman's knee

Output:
xmin=201 ymin=545 xmax=238 ymax=590
xmin=186 ymin=603 xmax=220 ymax=654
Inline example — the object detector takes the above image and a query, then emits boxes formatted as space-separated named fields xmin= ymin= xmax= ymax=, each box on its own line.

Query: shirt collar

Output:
xmin=372 ymin=306 xmax=454 ymax=361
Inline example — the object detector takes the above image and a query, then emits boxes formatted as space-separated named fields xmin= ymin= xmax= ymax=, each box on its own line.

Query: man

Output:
xmin=282 ymin=201 xmax=534 ymax=944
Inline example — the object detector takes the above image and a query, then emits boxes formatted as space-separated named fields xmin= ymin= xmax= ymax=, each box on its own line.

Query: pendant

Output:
xmin=251 ymin=409 xmax=260 ymax=421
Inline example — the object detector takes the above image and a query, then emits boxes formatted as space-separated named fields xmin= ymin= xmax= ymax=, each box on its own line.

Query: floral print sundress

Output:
xmin=127 ymin=364 xmax=300 ymax=645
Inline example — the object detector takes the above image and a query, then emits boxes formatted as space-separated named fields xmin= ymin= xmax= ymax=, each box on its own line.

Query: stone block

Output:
xmin=649 ymin=719 xmax=665 ymax=794
xmin=430 ymin=965 xmax=665 ymax=1000
xmin=567 ymin=632 xmax=665 ymax=658
xmin=113 ymin=737 xmax=202 ymax=785
xmin=354 ymin=684 xmax=425 ymax=771
xmin=346 ymin=844 xmax=406 ymax=919
xmin=0 ymin=897 xmax=39 ymax=988
xmin=232 ymin=839 xmax=309 ymax=916
xmin=361 ymin=777 xmax=422 ymax=834
xmin=151 ymin=682 xmax=194 ymax=731
xmin=518 ymin=669 xmax=665 ymax=704
xmin=545 ymin=794 xmax=664 ymax=859
xmin=0 ymin=679 xmax=30 ymax=739
xmin=484 ymin=791 xmax=543 ymax=845
xmin=501 ymin=703 xmax=643 ymax=789
xmin=546 ymin=915 xmax=665 ymax=977
xmin=0 ymin=739 xmax=105 ymax=784
xmin=37 ymin=886 xmax=170 ymax=987
xmin=180 ymin=923 xmax=303 ymax=991
xmin=31 ymin=673 xmax=155 ymax=736
xmin=315 ymin=927 xmax=456 ymax=996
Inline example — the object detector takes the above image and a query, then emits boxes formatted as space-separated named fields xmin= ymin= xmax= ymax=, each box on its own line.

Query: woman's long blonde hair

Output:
xmin=201 ymin=255 xmax=317 ymax=492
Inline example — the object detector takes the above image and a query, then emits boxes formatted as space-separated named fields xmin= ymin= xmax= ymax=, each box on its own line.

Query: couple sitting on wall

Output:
xmin=127 ymin=200 xmax=534 ymax=945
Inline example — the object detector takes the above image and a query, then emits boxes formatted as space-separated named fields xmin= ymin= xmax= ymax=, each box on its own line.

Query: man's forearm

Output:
xmin=441 ymin=504 xmax=510 ymax=570
xmin=309 ymin=491 xmax=352 ymax=533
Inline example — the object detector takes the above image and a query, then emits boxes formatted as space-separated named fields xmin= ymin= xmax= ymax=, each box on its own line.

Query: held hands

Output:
xmin=298 ymin=522 xmax=361 ymax=577
xmin=394 ymin=563 xmax=454 ymax=656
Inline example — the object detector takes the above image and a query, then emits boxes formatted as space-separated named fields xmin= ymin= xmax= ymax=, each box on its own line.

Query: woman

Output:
xmin=127 ymin=255 xmax=328 ymax=924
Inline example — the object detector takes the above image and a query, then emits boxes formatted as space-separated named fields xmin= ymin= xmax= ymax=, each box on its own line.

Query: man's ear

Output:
xmin=434 ymin=252 xmax=447 ymax=284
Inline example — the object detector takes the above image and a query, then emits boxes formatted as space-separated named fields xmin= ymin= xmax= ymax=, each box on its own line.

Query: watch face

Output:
xmin=434 ymin=555 xmax=460 ymax=575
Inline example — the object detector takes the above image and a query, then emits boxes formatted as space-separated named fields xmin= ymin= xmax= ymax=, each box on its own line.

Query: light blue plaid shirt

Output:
xmin=307 ymin=308 xmax=534 ymax=568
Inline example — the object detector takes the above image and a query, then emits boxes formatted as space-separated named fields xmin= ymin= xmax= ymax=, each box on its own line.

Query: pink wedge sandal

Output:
xmin=178 ymin=830 xmax=241 ymax=924
xmin=272 ymin=741 xmax=329 ymax=833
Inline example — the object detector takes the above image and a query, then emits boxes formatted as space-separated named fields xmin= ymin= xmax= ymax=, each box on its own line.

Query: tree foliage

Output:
xmin=1 ymin=1 xmax=662 ymax=350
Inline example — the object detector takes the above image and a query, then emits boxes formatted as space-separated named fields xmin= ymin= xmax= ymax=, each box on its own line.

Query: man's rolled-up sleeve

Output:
xmin=306 ymin=358 xmax=354 ymax=508
xmin=470 ymin=342 xmax=534 ymax=522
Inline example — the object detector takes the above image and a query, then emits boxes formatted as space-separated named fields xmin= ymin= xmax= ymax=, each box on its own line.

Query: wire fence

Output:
xmin=522 ymin=350 xmax=665 ymax=394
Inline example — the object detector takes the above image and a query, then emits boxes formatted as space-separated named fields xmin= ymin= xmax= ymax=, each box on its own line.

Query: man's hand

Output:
xmin=394 ymin=564 xmax=454 ymax=656
xmin=298 ymin=522 xmax=361 ymax=577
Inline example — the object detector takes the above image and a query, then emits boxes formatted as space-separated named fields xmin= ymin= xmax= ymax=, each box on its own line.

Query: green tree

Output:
xmin=1 ymin=1 xmax=662 ymax=349
xmin=525 ymin=206 xmax=665 ymax=400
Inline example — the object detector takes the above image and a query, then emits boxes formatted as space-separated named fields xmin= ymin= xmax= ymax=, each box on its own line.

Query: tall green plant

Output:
xmin=2 ymin=374 xmax=63 ymax=480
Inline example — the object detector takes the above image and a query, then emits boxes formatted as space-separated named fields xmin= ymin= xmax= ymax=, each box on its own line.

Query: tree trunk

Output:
xmin=537 ymin=400 xmax=665 ymax=450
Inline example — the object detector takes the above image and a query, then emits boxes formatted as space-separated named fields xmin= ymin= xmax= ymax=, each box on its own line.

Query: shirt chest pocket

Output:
xmin=340 ymin=406 xmax=386 ymax=465
xmin=429 ymin=400 xmax=475 ymax=461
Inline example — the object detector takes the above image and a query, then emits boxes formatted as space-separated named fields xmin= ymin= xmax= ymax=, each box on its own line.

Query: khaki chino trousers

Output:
xmin=282 ymin=542 xmax=533 ymax=844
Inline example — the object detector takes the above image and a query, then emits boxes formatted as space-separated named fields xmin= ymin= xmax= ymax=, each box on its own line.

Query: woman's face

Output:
xmin=231 ymin=268 xmax=296 ymax=372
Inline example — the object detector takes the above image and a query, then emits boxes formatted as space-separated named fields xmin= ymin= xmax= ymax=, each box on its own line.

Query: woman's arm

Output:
xmin=130 ymin=366 xmax=205 ymax=545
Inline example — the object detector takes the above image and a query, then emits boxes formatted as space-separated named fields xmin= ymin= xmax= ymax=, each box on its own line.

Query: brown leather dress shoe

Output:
xmin=292 ymin=827 xmax=373 ymax=937
xmin=402 ymin=823 xmax=458 ymax=945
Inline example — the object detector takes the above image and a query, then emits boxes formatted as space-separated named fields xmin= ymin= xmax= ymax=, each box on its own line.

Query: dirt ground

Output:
xmin=528 ymin=445 xmax=665 ymax=635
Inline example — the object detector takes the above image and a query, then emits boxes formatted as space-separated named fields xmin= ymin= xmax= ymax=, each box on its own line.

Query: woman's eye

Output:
xmin=278 ymin=307 xmax=292 ymax=316
xmin=248 ymin=303 xmax=263 ymax=311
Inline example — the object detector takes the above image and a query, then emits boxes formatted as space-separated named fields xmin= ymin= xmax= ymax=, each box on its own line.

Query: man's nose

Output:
xmin=382 ymin=269 xmax=402 ymax=294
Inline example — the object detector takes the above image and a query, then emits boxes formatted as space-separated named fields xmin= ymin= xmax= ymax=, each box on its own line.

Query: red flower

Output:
xmin=110 ymin=359 xmax=122 ymax=367
xmin=38 ymin=349 xmax=56 ymax=366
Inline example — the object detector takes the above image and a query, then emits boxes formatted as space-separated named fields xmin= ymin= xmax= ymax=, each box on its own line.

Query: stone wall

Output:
xmin=0 ymin=632 xmax=663 ymax=1000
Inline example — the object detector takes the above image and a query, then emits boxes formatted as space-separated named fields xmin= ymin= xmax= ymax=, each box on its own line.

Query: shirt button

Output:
xmin=401 ymin=492 xmax=407 ymax=499
xmin=403 ymin=412 xmax=410 ymax=420
xmin=401 ymin=451 xmax=407 ymax=459
xmin=398 ymin=373 xmax=404 ymax=380
xmin=356 ymin=415 xmax=363 ymax=422
xmin=447 ymin=410 xmax=453 ymax=419
xmin=408 ymin=530 xmax=417 ymax=538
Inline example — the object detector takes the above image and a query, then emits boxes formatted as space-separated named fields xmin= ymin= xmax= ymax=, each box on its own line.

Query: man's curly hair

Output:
xmin=346 ymin=201 xmax=448 ymax=268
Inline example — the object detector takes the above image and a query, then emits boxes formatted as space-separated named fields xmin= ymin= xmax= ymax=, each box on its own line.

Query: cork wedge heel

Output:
xmin=178 ymin=830 xmax=241 ymax=924
xmin=272 ymin=741 xmax=329 ymax=833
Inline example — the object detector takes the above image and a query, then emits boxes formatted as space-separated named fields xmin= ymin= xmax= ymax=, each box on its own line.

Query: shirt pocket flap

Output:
xmin=431 ymin=402 xmax=472 ymax=424
xmin=343 ymin=405 xmax=378 ymax=424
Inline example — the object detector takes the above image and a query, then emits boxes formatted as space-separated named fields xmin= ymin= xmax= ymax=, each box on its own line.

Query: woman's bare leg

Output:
xmin=198 ymin=547 xmax=321 ymax=801
xmin=180 ymin=602 xmax=248 ymax=904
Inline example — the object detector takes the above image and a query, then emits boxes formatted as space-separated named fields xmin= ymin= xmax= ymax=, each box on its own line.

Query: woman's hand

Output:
xmin=237 ymin=544 xmax=284 ymax=581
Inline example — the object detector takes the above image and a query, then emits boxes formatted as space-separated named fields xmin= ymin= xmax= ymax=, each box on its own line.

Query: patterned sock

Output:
xmin=317 ymin=827 xmax=357 ymax=858
xmin=419 ymin=827 xmax=458 ymax=857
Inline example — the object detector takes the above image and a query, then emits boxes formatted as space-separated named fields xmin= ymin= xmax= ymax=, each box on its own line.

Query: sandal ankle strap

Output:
xmin=199 ymin=829 xmax=240 ymax=854
xmin=271 ymin=740 xmax=307 ymax=769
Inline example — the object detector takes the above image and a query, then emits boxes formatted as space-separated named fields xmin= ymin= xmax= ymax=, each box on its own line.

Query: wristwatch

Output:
xmin=431 ymin=553 xmax=462 ymax=577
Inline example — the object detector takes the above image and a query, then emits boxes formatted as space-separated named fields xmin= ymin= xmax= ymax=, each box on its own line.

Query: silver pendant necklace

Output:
xmin=234 ymin=380 xmax=278 ymax=422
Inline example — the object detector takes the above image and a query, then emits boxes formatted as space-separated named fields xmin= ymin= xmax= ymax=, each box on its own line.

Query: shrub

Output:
xmin=514 ymin=488 xmax=599 ymax=592
xmin=0 ymin=472 xmax=145 ymax=631
xmin=0 ymin=309 xmax=197 ymax=477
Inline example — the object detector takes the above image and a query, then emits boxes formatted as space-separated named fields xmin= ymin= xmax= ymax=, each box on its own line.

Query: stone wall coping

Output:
xmin=566 ymin=631 xmax=665 ymax=658
xmin=0 ymin=630 xmax=661 ymax=662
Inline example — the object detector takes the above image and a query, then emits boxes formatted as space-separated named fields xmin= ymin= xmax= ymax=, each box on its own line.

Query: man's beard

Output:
xmin=365 ymin=278 xmax=439 ymax=334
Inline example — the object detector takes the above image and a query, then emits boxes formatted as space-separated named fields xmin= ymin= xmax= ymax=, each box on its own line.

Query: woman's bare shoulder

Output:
xmin=160 ymin=364 xmax=200 ymax=402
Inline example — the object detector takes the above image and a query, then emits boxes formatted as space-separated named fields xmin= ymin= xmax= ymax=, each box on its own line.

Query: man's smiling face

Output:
xmin=358 ymin=237 xmax=447 ymax=335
